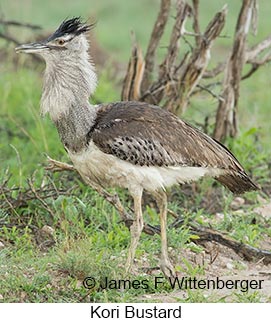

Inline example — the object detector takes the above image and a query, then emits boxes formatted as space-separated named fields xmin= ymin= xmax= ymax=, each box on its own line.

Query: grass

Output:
xmin=1 ymin=0 xmax=271 ymax=303
xmin=0 ymin=196 xmax=201 ymax=302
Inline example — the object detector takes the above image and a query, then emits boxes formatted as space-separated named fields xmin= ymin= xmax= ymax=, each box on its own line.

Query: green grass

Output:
xmin=1 ymin=0 xmax=271 ymax=303
xmin=0 ymin=192 xmax=203 ymax=302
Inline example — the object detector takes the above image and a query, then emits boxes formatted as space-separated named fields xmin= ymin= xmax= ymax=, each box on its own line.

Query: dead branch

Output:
xmin=140 ymin=1 xmax=192 ymax=105
xmin=251 ymin=0 xmax=259 ymax=35
xmin=27 ymin=175 xmax=55 ymax=219
xmin=0 ymin=172 xmax=74 ymax=214
xmin=122 ymin=3 xmax=227 ymax=114
xmin=0 ymin=19 xmax=41 ymax=30
xmin=246 ymin=35 xmax=271 ymax=62
xmin=0 ymin=17 xmax=43 ymax=63
xmin=204 ymin=36 xmax=271 ymax=82
xmin=192 ymin=0 xmax=201 ymax=47
xmin=120 ymin=0 xmax=271 ymax=143
xmin=164 ymin=5 xmax=227 ymax=114
xmin=213 ymin=0 xmax=258 ymax=141
xmin=193 ymin=84 xmax=224 ymax=102
xmin=0 ymin=18 xmax=40 ymax=45
xmin=159 ymin=1 xmax=191 ymax=79
xmin=242 ymin=51 xmax=271 ymax=80
xmin=191 ymin=224 xmax=271 ymax=265
xmin=0 ymin=31 xmax=20 ymax=45
xmin=203 ymin=62 xmax=226 ymax=78
xmin=169 ymin=216 xmax=271 ymax=265
xmin=148 ymin=1 xmax=192 ymax=105
xmin=121 ymin=35 xmax=145 ymax=101
xmin=140 ymin=0 xmax=171 ymax=93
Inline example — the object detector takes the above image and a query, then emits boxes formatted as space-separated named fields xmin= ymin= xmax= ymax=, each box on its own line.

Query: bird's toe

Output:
xmin=160 ymin=259 xmax=176 ymax=279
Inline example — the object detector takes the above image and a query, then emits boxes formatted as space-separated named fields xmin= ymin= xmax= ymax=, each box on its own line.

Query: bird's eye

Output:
xmin=57 ymin=39 xmax=65 ymax=45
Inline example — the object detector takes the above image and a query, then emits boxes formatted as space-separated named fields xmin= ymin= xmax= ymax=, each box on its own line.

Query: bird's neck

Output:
xmin=41 ymin=50 xmax=98 ymax=152
xmin=41 ymin=50 xmax=97 ymax=120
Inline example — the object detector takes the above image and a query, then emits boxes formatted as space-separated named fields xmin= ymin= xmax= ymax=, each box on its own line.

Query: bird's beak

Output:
xmin=15 ymin=42 xmax=48 ymax=54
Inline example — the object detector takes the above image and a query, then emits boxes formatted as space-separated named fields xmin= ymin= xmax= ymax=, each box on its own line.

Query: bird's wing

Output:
xmin=89 ymin=101 xmax=244 ymax=172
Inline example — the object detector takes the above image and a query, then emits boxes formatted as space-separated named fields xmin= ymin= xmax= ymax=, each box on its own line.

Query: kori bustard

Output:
xmin=16 ymin=18 xmax=258 ymax=278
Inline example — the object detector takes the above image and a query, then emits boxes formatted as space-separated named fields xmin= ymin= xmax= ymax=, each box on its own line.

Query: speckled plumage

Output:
xmin=87 ymin=101 xmax=257 ymax=194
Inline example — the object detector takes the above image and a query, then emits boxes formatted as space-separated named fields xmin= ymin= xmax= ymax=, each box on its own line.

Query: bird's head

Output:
xmin=15 ymin=17 xmax=94 ymax=59
xmin=15 ymin=17 xmax=97 ymax=120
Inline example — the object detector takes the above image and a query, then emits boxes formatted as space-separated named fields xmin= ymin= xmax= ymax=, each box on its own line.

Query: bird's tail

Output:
xmin=216 ymin=171 xmax=259 ymax=194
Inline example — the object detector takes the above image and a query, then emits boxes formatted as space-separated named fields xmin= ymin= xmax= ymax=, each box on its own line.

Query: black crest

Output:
xmin=49 ymin=17 xmax=94 ymax=40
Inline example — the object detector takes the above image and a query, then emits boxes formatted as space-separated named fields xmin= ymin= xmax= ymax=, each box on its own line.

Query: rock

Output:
xmin=35 ymin=225 xmax=55 ymax=250
xmin=214 ymin=213 xmax=225 ymax=222
xmin=41 ymin=225 xmax=55 ymax=236
xmin=254 ymin=200 xmax=271 ymax=220
xmin=230 ymin=197 xmax=245 ymax=210
xmin=0 ymin=241 xmax=5 ymax=250
xmin=226 ymin=262 xmax=234 ymax=270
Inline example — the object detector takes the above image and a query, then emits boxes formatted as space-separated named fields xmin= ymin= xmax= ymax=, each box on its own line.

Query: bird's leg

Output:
xmin=154 ymin=190 xmax=176 ymax=279
xmin=125 ymin=189 xmax=144 ymax=274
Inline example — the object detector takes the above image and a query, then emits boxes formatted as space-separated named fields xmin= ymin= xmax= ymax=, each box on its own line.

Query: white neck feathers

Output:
xmin=40 ymin=35 xmax=97 ymax=121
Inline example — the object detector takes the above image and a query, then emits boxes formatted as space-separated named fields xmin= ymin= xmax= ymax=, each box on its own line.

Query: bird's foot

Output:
xmin=160 ymin=259 xmax=176 ymax=279
xmin=124 ymin=254 xmax=138 ymax=275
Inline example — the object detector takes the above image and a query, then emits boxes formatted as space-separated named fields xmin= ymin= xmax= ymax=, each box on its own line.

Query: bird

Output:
xmin=15 ymin=17 xmax=258 ymax=278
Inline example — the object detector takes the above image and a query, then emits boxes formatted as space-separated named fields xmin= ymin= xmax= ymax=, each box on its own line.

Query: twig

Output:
xmin=0 ymin=182 xmax=21 ymax=218
xmin=0 ymin=19 xmax=41 ymax=30
xmin=0 ymin=31 xmax=20 ymax=45
xmin=9 ymin=144 xmax=22 ymax=188
xmin=0 ymin=18 xmax=43 ymax=62
xmin=0 ymin=170 xmax=73 ymax=213
xmin=246 ymin=35 xmax=271 ymax=63
xmin=251 ymin=0 xmax=258 ymax=35
xmin=170 ymin=214 xmax=271 ymax=265
xmin=242 ymin=63 xmax=260 ymax=80
xmin=146 ymin=1 xmax=192 ymax=105
xmin=141 ymin=0 xmax=171 ymax=92
xmin=192 ymin=0 xmax=201 ymax=47
xmin=242 ymin=52 xmax=271 ymax=80
xmin=214 ymin=0 xmax=257 ymax=141
xmin=194 ymin=84 xmax=225 ymax=102
xmin=165 ymin=5 xmax=227 ymax=114
xmin=27 ymin=175 xmax=55 ymax=219
xmin=121 ymin=33 xmax=145 ymax=101
xmin=203 ymin=62 xmax=226 ymax=78
xmin=159 ymin=1 xmax=191 ymax=78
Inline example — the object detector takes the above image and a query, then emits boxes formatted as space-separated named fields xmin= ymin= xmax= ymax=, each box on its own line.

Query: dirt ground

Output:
xmin=138 ymin=242 xmax=271 ymax=302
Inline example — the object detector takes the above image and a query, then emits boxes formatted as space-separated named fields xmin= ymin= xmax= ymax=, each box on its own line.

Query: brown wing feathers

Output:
xmin=89 ymin=101 xmax=258 ymax=193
